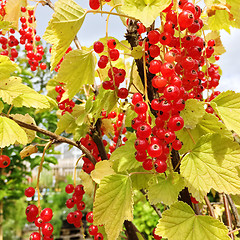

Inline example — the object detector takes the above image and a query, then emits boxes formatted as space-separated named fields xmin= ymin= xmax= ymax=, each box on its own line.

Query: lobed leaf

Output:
xmin=156 ymin=201 xmax=231 ymax=240
xmin=43 ymin=0 xmax=86 ymax=70
xmin=181 ymin=133 xmax=240 ymax=201
xmin=0 ymin=116 xmax=28 ymax=148
xmin=93 ymin=174 xmax=133 ymax=240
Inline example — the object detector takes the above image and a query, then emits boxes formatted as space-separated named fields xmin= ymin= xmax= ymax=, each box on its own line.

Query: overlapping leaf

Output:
xmin=121 ymin=0 xmax=171 ymax=27
xmin=211 ymin=91 xmax=240 ymax=137
xmin=208 ymin=10 xmax=231 ymax=33
xmin=55 ymin=112 xmax=77 ymax=135
xmin=111 ymin=134 xmax=141 ymax=172
xmin=156 ymin=201 xmax=230 ymax=240
xmin=79 ymin=171 xmax=94 ymax=196
xmin=181 ymin=133 xmax=240 ymax=201
xmin=180 ymin=99 xmax=205 ymax=129
xmin=176 ymin=112 xmax=232 ymax=153
xmin=0 ymin=116 xmax=28 ymax=148
xmin=43 ymin=0 xmax=86 ymax=69
xmin=148 ymin=173 xmax=185 ymax=205
xmin=54 ymin=49 xmax=95 ymax=100
xmin=93 ymin=174 xmax=133 ymax=240
xmin=0 ymin=56 xmax=18 ymax=80
xmin=10 ymin=114 xmax=36 ymax=143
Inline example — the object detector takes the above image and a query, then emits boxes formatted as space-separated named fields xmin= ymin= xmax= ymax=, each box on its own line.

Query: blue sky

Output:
xmin=34 ymin=0 xmax=240 ymax=93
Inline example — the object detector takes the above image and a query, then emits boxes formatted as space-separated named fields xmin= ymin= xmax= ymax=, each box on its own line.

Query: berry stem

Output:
xmin=186 ymin=128 xmax=196 ymax=144
xmin=74 ymin=155 xmax=85 ymax=187
xmin=36 ymin=140 xmax=53 ymax=213
xmin=204 ymin=196 xmax=216 ymax=218
xmin=115 ymin=110 xmax=126 ymax=149
xmin=6 ymin=105 xmax=13 ymax=117
xmin=87 ymin=9 xmax=139 ymax=21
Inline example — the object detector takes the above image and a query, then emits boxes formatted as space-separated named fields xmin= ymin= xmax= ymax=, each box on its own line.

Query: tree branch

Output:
xmin=2 ymin=114 xmax=97 ymax=165
xmin=226 ymin=194 xmax=240 ymax=229
xmin=140 ymin=189 xmax=162 ymax=218
xmin=124 ymin=221 xmax=145 ymax=240
xmin=204 ymin=196 xmax=216 ymax=218
xmin=223 ymin=193 xmax=235 ymax=239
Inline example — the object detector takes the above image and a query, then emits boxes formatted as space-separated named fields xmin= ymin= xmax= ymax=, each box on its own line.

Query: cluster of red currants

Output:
xmin=52 ymin=46 xmax=72 ymax=72
xmin=25 ymin=187 xmax=54 ymax=240
xmin=0 ymin=155 xmax=10 ymax=168
xmin=93 ymin=39 xmax=129 ymax=99
xmin=55 ymin=84 xmax=76 ymax=115
xmin=65 ymin=184 xmax=104 ymax=239
xmin=65 ymin=184 xmax=85 ymax=228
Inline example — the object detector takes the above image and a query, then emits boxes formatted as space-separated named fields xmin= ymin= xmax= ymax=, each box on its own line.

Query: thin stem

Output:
xmin=119 ymin=41 xmax=131 ymax=50
xmin=2 ymin=113 xmax=97 ymax=164
xmin=140 ymin=189 xmax=162 ymax=218
xmin=204 ymin=196 xmax=216 ymax=218
xmin=6 ymin=105 xmax=13 ymax=117
xmin=115 ymin=111 xmax=126 ymax=149
xmin=173 ymin=152 xmax=188 ymax=171
xmin=74 ymin=155 xmax=85 ymax=187
xmin=226 ymin=194 xmax=240 ymax=228
xmin=186 ymin=128 xmax=196 ymax=144
xmin=36 ymin=140 xmax=53 ymax=213
xmin=228 ymin=228 xmax=240 ymax=236
xmin=87 ymin=10 xmax=138 ymax=21
xmin=194 ymin=203 xmax=201 ymax=215
xmin=223 ymin=193 xmax=235 ymax=239
xmin=129 ymin=172 xmax=155 ymax=177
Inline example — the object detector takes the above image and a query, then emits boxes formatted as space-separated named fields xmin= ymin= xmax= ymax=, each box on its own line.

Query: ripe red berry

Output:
xmin=89 ymin=0 xmax=100 ymax=10
xmin=67 ymin=212 xmax=75 ymax=224
xmin=93 ymin=41 xmax=104 ymax=53
xmin=132 ymin=93 xmax=143 ymax=105
xmin=191 ymin=196 xmax=199 ymax=204
xmin=149 ymin=60 xmax=162 ymax=74
xmin=88 ymin=225 xmax=98 ymax=235
xmin=40 ymin=62 xmax=47 ymax=70
xmin=107 ymin=39 xmax=117 ymax=49
xmin=153 ymin=227 xmax=162 ymax=240
xmin=148 ymin=143 xmax=163 ymax=158
xmin=168 ymin=116 xmax=184 ymax=131
xmin=25 ymin=187 xmax=35 ymax=197
xmin=40 ymin=208 xmax=53 ymax=222
xmin=42 ymin=223 xmax=54 ymax=236
xmin=30 ymin=232 xmax=41 ymax=240
xmin=65 ymin=184 xmax=74 ymax=194
xmin=142 ymin=159 xmax=153 ymax=171
xmin=154 ymin=159 xmax=167 ymax=173
xmin=94 ymin=233 xmax=104 ymax=240
xmin=134 ymin=101 xmax=148 ymax=114
xmin=109 ymin=49 xmax=120 ymax=61
xmin=86 ymin=211 xmax=94 ymax=223
xmin=178 ymin=10 xmax=195 ymax=29
xmin=148 ymin=30 xmax=160 ymax=45
xmin=0 ymin=155 xmax=10 ymax=168
xmin=117 ymin=88 xmax=128 ymax=99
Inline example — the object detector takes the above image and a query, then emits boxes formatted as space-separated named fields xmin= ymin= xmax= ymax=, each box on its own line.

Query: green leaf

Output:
xmin=148 ymin=173 xmax=185 ymax=205
xmin=180 ymin=99 xmax=205 ymax=129
xmin=54 ymin=50 xmax=95 ymax=100
xmin=93 ymin=174 xmax=133 ymax=240
xmin=10 ymin=114 xmax=36 ymax=143
xmin=176 ymin=112 xmax=232 ymax=154
xmin=111 ymin=134 xmax=141 ymax=172
xmin=130 ymin=167 xmax=153 ymax=190
xmin=0 ymin=20 xmax=13 ymax=31
xmin=211 ymin=91 xmax=240 ymax=137
xmin=13 ymin=93 xmax=50 ymax=109
xmin=131 ymin=46 xmax=144 ymax=59
xmin=0 ymin=116 xmax=28 ymax=148
xmin=55 ymin=112 xmax=77 ymax=135
xmin=0 ymin=101 xmax=4 ymax=113
xmin=121 ymin=0 xmax=171 ymax=27
xmin=79 ymin=171 xmax=94 ymax=196
xmin=0 ymin=56 xmax=18 ymax=80
xmin=43 ymin=0 xmax=86 ymax=70
xmin=181 ymin=133 xmax=240 ymax=201
xmin=155 ymin=201 xmax=231 ymax=240
xmin=73 ymin=123 xmax=89 ymax=141
xmin=208 ymin=10 xmax=231 ymax=33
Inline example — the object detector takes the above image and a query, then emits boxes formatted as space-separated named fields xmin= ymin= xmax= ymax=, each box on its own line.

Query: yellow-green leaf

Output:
xmin=55 ymin=112 xmax=77 ymax=135
xmin=0 ymin=101 xmax=3 ymax=113
xmin=208 ymin=10 xmax=231 ymax=33
xmin=79 ymin=171 xmax=94 ymax=196
xmin=111 ymin=134 xmax=141 ymax=172
xmin=148 ymin=173 xmax=185 ymax=205
xmin=4 ymin=0 xmax=21 ymax=29
xmin=10 ymin=114 xmax=36 ymax=143
xmin=156 ymin=201 xmax=231 ymax=240
xmin=91 ymin=160 xmax=115 ymax=184
xmin=131 ymin=45 xmax=144 ymax=59
xmin=0 ymin=116 xmax=28 ymax=148
xmin=180 ymin=99 xmax=205 ymax=129
xmin=176 ymin=112 xmax=232 ymax=154
xmin=121 ymin=0 xmax=171 ymax=27
xmin=211 ymin=91 xmax=240 ymax=137
xmin=93 ymin=174 xmax=133 ymax=240
xmin=43 ymin=0 xmax=86 ymax=70
xmin=205 ymin=31 xmax=226 ymax=55
xmin=181 ymin=133 xmax=240 ymax=201
xmin=54 ymin=49 xmax=95 ymax=100
xmin=0 ymin=55 xmax=18 ymax=80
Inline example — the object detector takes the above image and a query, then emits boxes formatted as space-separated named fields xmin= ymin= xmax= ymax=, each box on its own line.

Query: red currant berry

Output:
xmin=154 ymin=159 xmax=167 ymax=173
xmin=94 ymin=41 xmax=104 ymax=53
xmin=88 ymin=225 xmax=98 ymax=235
xmin=132 ymin=93 xmax=143 ymax=105
xmin=65 ymin=184 xmax=74 ymax=194
xmin=86 ymin=211 xmax=94 ymax=223
xmin=40 ymin=208 xmax=53 ymax=222
xmin=30 ymin=232 xmax=41 ymax=240
xmin=94 ymin=233 xmax=104 ymax=240
xmin=42 ymin=223 xmax=54 ymax=236
xmin=25 ymin=187 xmax=35 ymax=197
xmin=0 ymin=155 xmax=10 ymax=168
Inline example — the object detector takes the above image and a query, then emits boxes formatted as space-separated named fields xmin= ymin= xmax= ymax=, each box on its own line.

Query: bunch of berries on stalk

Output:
xmin=65 ymin=184 xmax=104 ymax=239
xmin=93 ymin=39 xmax=129 ymax=99
xmin=24 ymin=187 xmax=54 ymax=240
xmin=0 ymin=5 xmax=47 ymax=71
xmin=127 ymin=0 xmax=222 ymax=176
